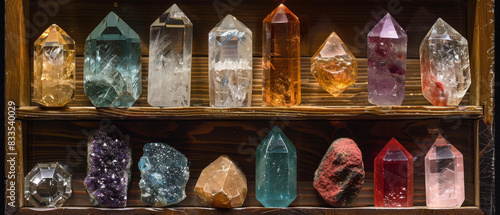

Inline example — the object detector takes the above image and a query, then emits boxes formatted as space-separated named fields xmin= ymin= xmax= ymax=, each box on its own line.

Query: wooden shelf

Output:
xmin=16 ymin=106 xmax=483 ymax=120
xmin=15 ymin=206 xmax=483 ymax=215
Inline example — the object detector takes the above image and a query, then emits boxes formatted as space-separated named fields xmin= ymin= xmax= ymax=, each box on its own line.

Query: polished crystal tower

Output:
xmin=262 ymin=4 xmax=301 ymax=106
xmin=425 ymin=134 xmax=465 ymax=208
xmin=84 ymin=12 xmax=142 ymax=107
xmin=148 ymin=4 xmax=193 ymax=107
xmin=367 ymin=13 xmax=407 ymax=106
xmin=33 ymin=24 xmax=75 ymax=107
xmin=420 ymin=18 xmax=470 ymax=106
xmin=311 ymin=31 xmax=357 ymax=96
xmin=374 ymin=138 xmax=413 ymax=207
xmin=24 ymin=162 xmax=72 ymax=207
xmin=209 ymin=14 xmax=253 ymax=107
xmin=256 ymin=126 xmax=297 ymax=207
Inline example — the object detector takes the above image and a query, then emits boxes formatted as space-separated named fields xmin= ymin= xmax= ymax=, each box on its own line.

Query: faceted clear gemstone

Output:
xmin=374 ymin=138 xmax=413 ymax=207
xmin=84 ymin=12 xmax=142 ymax=107
xmin=256 ymin=126 xmax=297 ymax=207
xmin=425 ymin=134 xmax=464 ymax=207
xmin=262 ymin=4 xmax=301 ymax=106
xmin=420 ymin=18 xmax=470 ymax=106
xmin=311 ymin=32 xmax=357 ymax=97
xmin=367 ymin=13 xmax=407 ymax=106
xmin=148 ymin=4 xmax=193 ymax=107
xmin=209 ymin=14 xmax=252 ymax=107
xmin=84 ymin=125 xmax=132 ymax=207
xmin=139 ymin=142 xmax=189 ymax=206
xmin=195 ymin=155 xmax=247 ymax=208
xmin=24 ymin=162 xmax=72 ymax=207
xmin=33 ymin=24 xmax=75 ymax=107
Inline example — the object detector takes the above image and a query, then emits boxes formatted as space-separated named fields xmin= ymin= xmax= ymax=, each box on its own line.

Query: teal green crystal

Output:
xmin=84 ymin=12 xmax=142 ymax=107
xmin=256 ymin=126 xmax=297 ymax=207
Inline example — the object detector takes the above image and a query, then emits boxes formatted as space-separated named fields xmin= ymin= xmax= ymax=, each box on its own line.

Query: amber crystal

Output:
xmin=195 ymin=155 xmax=247 ymax=208
xmin=34 ymin=24 xmax=76 ymax=107
xmin=262 ymin=4 xmax=301 ymax=106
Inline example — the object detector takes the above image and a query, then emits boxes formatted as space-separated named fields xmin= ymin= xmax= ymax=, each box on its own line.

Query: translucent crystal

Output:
xmin=420 ymin=18 xmax=470 ymax=106
xmin=209 ymin=14 xmax=252 ymax=107
xmin=148 ymin=4 xmax=193 ymax=107
xmin=256 ymin=126 xmax=297 ymax=207
xmin=262 ymin=4 xmax=301 ymax=106
xmin=84 ymin=12 xmax=142 ymax=107
xmin=367 ymin=13 xmax=407 ymax=106
xmin=33 ymin=24 xmax=75 ymax=107
xmin=374 ymin=138 xmax=413 ymax=207
xmin=195 ymin=155 xmax=247 ymax=208
xmin=84 ymin=125 xmax=132 ymax=207
xmin=311 ymin=32 xmax=357 ymax=97
xmin=139 ymin=142 xmax=189 ymax=206
xmin=24 ymin=162 xmax=72 ymax=207
xmin=425 ymin=134 xmax=465 ymax=208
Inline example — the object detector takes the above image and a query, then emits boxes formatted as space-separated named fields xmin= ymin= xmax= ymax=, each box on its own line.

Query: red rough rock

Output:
xmin=313 ymin=138 xmax=365 ymax=207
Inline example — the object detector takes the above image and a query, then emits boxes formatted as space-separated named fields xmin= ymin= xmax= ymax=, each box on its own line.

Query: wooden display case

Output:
xmin=5 ymin=0 xmax=494 ymax=214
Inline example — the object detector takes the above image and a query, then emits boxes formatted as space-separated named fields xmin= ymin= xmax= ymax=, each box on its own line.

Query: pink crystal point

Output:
xmin=374 ymin=138 xmax=413 ymax=207
xmin=367 ymin=13 xmax=407 ymax=106
xmin=425 ymin=134 xmax=465 ymax=208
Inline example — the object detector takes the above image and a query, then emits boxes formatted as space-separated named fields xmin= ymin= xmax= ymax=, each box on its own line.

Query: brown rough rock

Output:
xmin=195 ymin=155 xmax=247 ymax=208
xmin=313 ymin=138 xmax=365 ymax=207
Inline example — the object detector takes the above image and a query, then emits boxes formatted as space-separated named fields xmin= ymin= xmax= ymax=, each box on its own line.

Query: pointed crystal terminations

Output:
xmin=367 ymin=13 xmax=407 ymax=106
xmin=425 ymin=135 xmax=465 ymax=208
xmin=311 ymin=32 xmax=358 ymax=97
xmin=33 ymin=24 xmax=75 ymax=107
xmin=420 ymin=18 xmax=470 ymax=106
xmin=24 ymin=162 xmax=72 ymax=207
xmin=148 ymin=4 xmax=193 ymax=107
xmin=262 ymin=4 xmax=301 ymax=106
xmin=374 ymin=138 xmax=413 ymax=207
xmin=84 ymin=12 xmax=142 ymax=107
xmin=84 ymin=125 xmax=132 ymax=207
xmin=256 ymin=126 xmax=297 ymax=207
xmin=209 ymin=15 xmax=253 ymax=107
xmin=195 ymin=155 xmax=247 ymax=208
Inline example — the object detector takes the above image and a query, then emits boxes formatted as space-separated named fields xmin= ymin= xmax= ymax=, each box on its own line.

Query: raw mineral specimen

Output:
xmin=24 ymin=162 xmax=72 ymax=207
xmin=420 ymin=18 xmax=470 ymax=106
xmin=311 ymin=32 xmax=358 ymax=97
xmin=139 ymin=142 xmax=190 ymax=206
xmin=374 ymin=138 xmax=413 ymax=207
xmin=209 ymin=14 xmax=253 ymax=107
xmin=195 ymin=155 xmax=247 ymax=208
xmin=262 ymin=4 xmax=301 ymax=106
xmin=148 ymin=4 xmax=193 ymax=107
xmin=33 ymin=24 xmax=75 ymax=107
xmin=84 ymin=12 xmax=142 ymax=107
xmin=313 ymin=138 xmax=365 ymax=207
xmin=425 ymin=134 xmax=464 ymax=208
xmin=256 ymin=126 xmax=297 ymax=207
xmin=367 ymin=13 xmax=407 ymax=106
xmin=84 ymin=126 xmax=131 ymax=207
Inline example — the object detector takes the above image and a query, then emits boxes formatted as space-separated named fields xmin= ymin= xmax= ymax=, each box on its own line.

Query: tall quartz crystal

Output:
xmin=367 ymin=13 xmax=407 ymax=106
xmin=262 ymin=4 xmax=301 ymax=106
xmin=148 ymin=4 xmax=193 ymax=107
xmin=256 ymin=126 xmax=297 ymax=207
xmin=34 ymin=24 xmax=75 ymax=107
xmin=425 ymin=134 xmax=464 ymax=208
xmin=209 ymin=14 xmax=252 ymax=107
xmin=84 ymin=12 xmax=142 ymax=107
xmin=420 ymin=18 xmax=470 ymax=106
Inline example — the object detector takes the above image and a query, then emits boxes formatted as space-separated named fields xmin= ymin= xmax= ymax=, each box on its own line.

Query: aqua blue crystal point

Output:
xmin=84 ymin=12 xmax=142 ymax=107
xmin=256 ymin=126 xmax=297 ymax=207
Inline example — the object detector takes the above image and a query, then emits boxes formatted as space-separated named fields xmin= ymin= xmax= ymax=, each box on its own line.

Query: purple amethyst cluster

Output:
xmin=84 ymin=125 xmax=132 ymax=207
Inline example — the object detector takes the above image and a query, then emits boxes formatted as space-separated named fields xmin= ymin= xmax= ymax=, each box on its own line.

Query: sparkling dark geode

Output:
xmin=84 ymin=125 xmax=132 ymax=207
xmin=139 ymin=142 xmax=190 ymax=206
